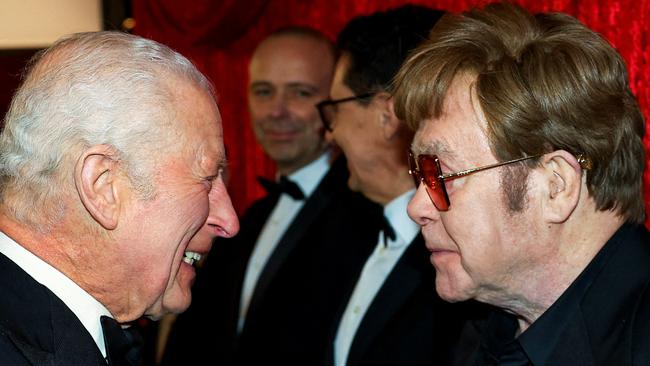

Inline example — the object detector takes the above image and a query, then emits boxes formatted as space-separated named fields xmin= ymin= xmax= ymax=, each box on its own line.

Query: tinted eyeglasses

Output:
xmin=316 ymin=93 xmax=375 ymax=131
xmin=407 ymin=151 xmax=543 ymax=211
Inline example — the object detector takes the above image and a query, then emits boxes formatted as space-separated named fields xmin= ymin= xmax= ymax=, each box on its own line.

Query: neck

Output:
xmin=0 ymin=210 xmax=120 ymax=316
xmin=276 ymin=147 xmax=329 ymax=176
xmin=368 ymin=174 xmax=413 ymax=206
xmin=487 ymin=207 xmax=624 ymax=333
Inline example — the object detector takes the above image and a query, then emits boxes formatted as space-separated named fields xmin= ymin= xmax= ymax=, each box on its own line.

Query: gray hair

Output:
xmin=0 ymin=31 xmax=214 ymax=229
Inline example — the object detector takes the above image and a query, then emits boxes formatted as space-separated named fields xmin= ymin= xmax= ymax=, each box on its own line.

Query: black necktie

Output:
xmin=257 ymin=176 xmax=305 ymax=200
xmin=100 ymin=316 xmax=143 ymax=366
xmin=382 ymin=216 xmax=396 ymax=246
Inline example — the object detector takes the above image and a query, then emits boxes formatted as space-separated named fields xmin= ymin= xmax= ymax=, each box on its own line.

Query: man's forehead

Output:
xmin=250 ymin=37 xmax=332 ymax=82
xmin=249 ymin=79 xmax=318 ymax=90
xmin=411 ymin=74 xmax=488 ymax=155
xmin=254 ymin=34 xmax=329 ymax=57
xmin=197 ymin=135 xmax=227 ymax=170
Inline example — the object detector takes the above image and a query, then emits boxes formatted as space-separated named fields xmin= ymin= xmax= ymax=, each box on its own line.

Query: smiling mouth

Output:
xmin=182 ymin=251 xmax=202 ymax=267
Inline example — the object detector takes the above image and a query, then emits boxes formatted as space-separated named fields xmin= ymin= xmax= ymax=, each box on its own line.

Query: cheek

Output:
xmin=174 ymin=187 xmax=211 ymax=219
xmin=249 ymin=99 xmax=268 ymax=118
xmin=333 ymin=127 xmax=358 ymax=156
xmin=291 ymin=100 xmax=320 ymax=120
xmin=442 ymin=194 xmax=493 ymax=249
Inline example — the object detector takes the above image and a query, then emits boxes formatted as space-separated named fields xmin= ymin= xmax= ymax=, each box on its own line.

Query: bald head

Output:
xmin=248 ymin=28 xmax=336 ymax=175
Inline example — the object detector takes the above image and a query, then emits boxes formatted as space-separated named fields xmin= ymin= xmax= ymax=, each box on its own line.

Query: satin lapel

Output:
xmin=346 ymin=235 xmax=427 ymax=366
xmin=245 ymin=157 xmax=348 ymax=325
xmin=230 ymin=194 xmax=280 ymax=293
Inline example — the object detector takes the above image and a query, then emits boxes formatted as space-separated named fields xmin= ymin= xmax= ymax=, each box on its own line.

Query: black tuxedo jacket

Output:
xmin=162 ymin=156 xmax=383 ymax=365
xmin=324 ymin=235 xmax=470 ymax=366
xmin=455 ymin=224 xmax=650 ymax=366
xmin=0 ymin=251 xmax=106 ymax=366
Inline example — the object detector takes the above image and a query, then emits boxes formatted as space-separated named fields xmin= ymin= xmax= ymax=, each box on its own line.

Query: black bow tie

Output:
xmin=382 ymin=216 xmax=396 ymax=246
xmin=100 ymin=316 xmax=143 ymax=366
xmin=257 ymin=176 xmax=305 ymax=200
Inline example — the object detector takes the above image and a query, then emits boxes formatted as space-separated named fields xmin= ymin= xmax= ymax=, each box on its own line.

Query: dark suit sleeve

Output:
xmin=632 ymin=282 xmax=650 ymax=365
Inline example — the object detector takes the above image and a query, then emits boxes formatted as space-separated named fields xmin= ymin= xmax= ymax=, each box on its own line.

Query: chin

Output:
xmin=434 ymin=275 xmax=472 ymax=303
xmin=347 ymin=176 xmax=361 ymax=192
xmin=152 ymin=278 xmax=193 ymax=319
xmin=154 ymin=296 xmax=191 ymax=319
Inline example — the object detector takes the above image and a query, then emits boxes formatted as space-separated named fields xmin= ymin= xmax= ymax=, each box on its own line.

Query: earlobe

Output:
xmin=541 ymin=150 xmax=584 ymax=223
xmin=379 ymin=94 xmax=400 ymax=140
xmin=75 ymin=145 xmax=120 ymax=230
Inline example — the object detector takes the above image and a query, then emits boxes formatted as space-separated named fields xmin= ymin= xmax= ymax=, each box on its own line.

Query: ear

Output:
xmin=374 ymin=92 xmax=400 ymax=140
xmin=74 ymin=145 xmax=121 ymax=230
xmin=538 ymin=150 xmax=585 ymax=223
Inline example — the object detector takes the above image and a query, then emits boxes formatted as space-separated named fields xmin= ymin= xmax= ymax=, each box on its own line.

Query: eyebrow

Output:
xmin=216 ymin=154 xmax=229 ymax=173
xmin=249 ymin=81 xmax=272 ymax=90
xmin=285 ymin=82 xmax=318 ymax=90
xmin=249 ymin=80 xmax=318 ymax=91
xmin=411 ymin=139 xmax=454 ymax=158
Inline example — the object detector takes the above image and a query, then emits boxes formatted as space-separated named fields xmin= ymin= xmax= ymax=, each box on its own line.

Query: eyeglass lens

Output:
xmin=408 ymin=152 xmax=451 ymax=211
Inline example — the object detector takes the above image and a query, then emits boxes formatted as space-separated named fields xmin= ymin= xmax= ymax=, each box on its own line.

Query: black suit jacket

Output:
xmin=0 ymin=251 xmax=106 ymax=366
xmin=325 ymin=235 xmax=470 ymax=366
xmin=162 ymin=156 xmax=383 ymax=365
xmin=455 ymin=224 xmax=650 ymax=366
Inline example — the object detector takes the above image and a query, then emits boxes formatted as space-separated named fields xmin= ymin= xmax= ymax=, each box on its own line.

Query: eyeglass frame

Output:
xmin=316 ymin=92 xmax=376 ymax=132
xmin=408 ymin=151 xmax=544 ymax=211
xmin=408 ymin=150 xmax=593 ymax=211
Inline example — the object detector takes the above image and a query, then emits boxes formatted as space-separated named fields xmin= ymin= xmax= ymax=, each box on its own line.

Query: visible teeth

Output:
xmin=183 ymin=251 xmax=202 ymax=266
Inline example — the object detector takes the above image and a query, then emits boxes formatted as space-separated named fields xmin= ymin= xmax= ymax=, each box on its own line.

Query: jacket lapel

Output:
xmin=245 ymin=157 xmax=348 ymax=327
xmin=0 ymin=252 xmax=106 ymax=366
xmin=345 ymin=235 xmax=427 ymax=366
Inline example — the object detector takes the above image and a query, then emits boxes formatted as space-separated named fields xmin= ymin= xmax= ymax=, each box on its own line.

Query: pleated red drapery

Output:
xmin=133 ymin=0 xmax=650 ymax=228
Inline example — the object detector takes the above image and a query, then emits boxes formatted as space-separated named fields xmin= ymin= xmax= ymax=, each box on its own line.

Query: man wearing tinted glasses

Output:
xmin=320 ymin=6 xmax=474 ymax=366
xmin=393 ymin=3 xmax=650 ymax=365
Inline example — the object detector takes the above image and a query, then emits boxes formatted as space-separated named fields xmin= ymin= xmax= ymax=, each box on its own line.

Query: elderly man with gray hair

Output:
xmin=0 ymin=31 xmax=239 ymax=365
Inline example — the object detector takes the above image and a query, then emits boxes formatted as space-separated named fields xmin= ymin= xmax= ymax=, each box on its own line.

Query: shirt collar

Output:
xmin=0 ymin=231 xmax=112 ymax=358
xmin=383 ymin=189 xmax=419 ymax=248
xmin=286 ymin=150 xmax=331 ymax=198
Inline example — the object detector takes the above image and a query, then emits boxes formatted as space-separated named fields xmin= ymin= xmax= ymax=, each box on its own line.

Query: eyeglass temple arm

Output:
xmin=440 ymin=153 xmax=591 ymax=180
xmin=440 ymin=155 xmax=541 ymax=180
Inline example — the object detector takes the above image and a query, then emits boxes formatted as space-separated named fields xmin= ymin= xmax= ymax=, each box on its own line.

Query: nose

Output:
xmin=269 ymin=93 xmax=290 ymax=120
xmin=206 ymin=178 xmax=240 ymax=238
xmin=407 ymin=183 xmax=441 ymax=226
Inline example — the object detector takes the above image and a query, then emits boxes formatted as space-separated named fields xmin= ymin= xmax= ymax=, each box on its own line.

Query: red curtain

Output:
xmin=133 ymin=0 xmax=650 ymax=228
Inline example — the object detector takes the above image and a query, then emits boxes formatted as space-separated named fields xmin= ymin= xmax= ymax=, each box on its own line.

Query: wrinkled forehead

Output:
xmin=166 ymin=78 xmax=225 ymax=155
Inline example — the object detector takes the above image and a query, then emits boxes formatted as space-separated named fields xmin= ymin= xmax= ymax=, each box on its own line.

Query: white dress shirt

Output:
xmin=238 ymin=151 xmax=331 ymax=333
xmin=0 ymin=231 xmax=113 ymax=358
xmin=334 ymin=189 xmax=419 ymax=366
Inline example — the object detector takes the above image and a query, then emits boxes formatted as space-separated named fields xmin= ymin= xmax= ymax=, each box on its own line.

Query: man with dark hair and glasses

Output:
xmin=162 ymin=26 xmax=382 ymax=365
xmin=394 ymin=3 xmax=649 ymax=365
xmin=321 ymin=5 xmax=475 ymax=366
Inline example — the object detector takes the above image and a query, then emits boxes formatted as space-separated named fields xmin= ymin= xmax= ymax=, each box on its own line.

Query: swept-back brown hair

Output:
xmin=393 ymin=3 xmax=646 ymax=223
